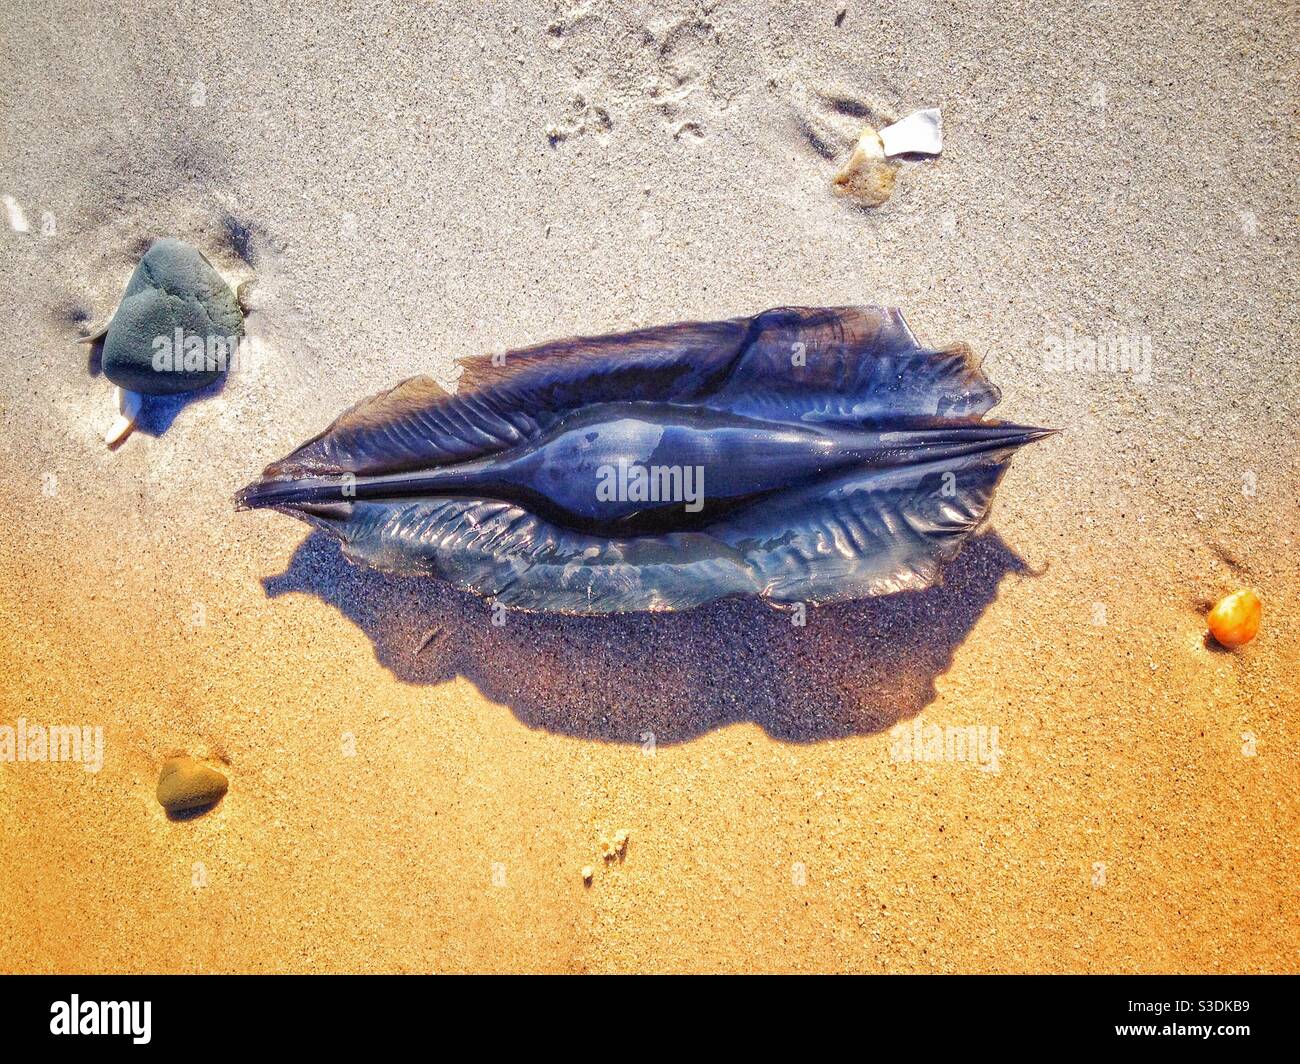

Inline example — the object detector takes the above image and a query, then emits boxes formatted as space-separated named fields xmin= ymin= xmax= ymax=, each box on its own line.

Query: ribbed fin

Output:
xmin=709 ymin=306 xmax=1001 ymax=426
xmin=302 ymin=497 xmax=762 ymax=614
xmin=261 ymin=318 xmax=749 ymax=479
xmin=254 ymin=307 xmax=997 ymax=482
xmin=709 ymin=448 xmax=1020 ymax=604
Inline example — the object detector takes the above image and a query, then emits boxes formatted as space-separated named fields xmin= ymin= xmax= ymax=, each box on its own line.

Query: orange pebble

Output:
xmin=1207 ymin=588 xmax=1261 ymax=648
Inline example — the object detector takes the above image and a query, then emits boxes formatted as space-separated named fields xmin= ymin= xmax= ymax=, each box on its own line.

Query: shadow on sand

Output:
xmin=262 ymin=530 xmax=1032 ymax=745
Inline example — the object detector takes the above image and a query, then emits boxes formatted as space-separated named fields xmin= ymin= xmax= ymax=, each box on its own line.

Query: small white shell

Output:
xmin=878 ymin=108 xmax=943 ymax=157
xmin=104 ymin=386 xmax=142 ymax=447
xmin=76 ymin=321 xmax=112 ymax=344
xmin=2 ymin=195 xmax=30 ymax=233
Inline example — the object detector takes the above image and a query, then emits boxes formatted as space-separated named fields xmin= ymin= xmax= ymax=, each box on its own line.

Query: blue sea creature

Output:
xmin=237 ymin=307 xmax=1053 ymax=614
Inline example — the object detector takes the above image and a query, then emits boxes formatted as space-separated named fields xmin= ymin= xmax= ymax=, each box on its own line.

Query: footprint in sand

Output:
xmin=545 ymin=92 xmax=614 ymax=145
xmin=543 ymin=1 xmax=730 ymax=143
xmin=781 ymin=79 xmax=898 ymax=165
xmin=643 ymin=6 xmax=726 ymax=140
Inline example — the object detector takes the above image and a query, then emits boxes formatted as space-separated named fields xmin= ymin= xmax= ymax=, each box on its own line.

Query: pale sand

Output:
xmin=0 ymin=1 xmax=1296 ymax=973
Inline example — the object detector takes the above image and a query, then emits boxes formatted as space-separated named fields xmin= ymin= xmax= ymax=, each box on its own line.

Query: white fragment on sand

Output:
xmin=104 ymin=386 xmax=142 ymax=447
xmin=878 ymin=108 xmax=943 ymax=158
xmin=581 ymin=865 xmax=594 ymax=885
xmin=2 ymin=195 xmax=30 ymax=233
xmin=601 ymin=828 xmax=630 ymax=863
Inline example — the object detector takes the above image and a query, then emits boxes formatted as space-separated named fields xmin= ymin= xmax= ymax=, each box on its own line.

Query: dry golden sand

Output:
xmin=0 ymin=1 xmax=1296 ymax=973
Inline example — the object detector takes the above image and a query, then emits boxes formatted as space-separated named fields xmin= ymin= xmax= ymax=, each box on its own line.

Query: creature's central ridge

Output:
xmin=238 ymin=401 xmax=1050 ymax=535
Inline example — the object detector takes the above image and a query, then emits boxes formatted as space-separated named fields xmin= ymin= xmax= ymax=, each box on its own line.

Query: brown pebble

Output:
xmin=832 ymin=128 xmax=898 ymax=207
xmin=156 ymin=756 xmax=228 ymax=815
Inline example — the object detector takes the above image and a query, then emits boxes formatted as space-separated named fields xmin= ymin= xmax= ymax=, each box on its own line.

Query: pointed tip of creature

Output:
xmin=234 ymin=480 xmax=272 ymax=511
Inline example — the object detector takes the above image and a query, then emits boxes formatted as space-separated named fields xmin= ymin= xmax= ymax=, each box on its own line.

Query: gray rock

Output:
xmin=101 ymin=238 xmax=244 ymax=395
